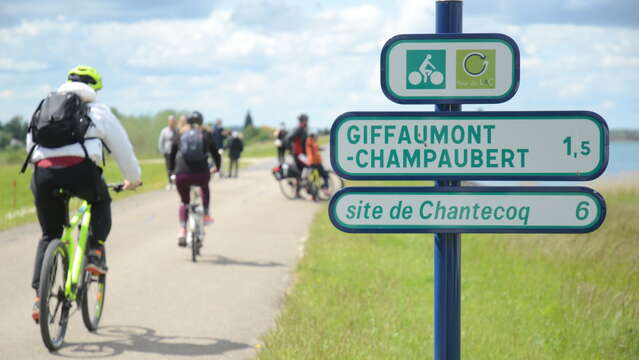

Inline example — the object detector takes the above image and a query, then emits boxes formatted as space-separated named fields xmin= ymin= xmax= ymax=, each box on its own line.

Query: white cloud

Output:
xmin=564 ymin=0 xmax=610 ymax=10
xmin=521 ymin=56 xmax=542 ymax=71
xmin=317 ymin=4 xmax=383 ymax=33
xmin=601 ymin=55 xmax=639 ymax=68
xmin=392 ymin=0 xmax=436 ymax=33
xmin=558 ymin=75 xmax=594 ymax=98
xmin=0 ymin=1 xmax=637 ymax=130
xmin=594 ymin=100 xmax=615 ymax=110
xmin=0 ymin=90 xmax=15 ymax=98
xmin=0 ymin=58 xmax=47 ymax=71
xmin=233 ymin=72 xmax=267 ymax=94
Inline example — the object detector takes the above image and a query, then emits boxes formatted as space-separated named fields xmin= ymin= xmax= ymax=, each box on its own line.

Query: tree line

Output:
xmin=0 ymin=109 xmax=277 ymax=160
xmin=0 ymin=116 xmax=28 ymax=149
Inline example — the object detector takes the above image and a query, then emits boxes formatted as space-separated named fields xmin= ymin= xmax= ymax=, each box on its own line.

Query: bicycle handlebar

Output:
xmin=107 ymin=182 xmax=143 ymax=193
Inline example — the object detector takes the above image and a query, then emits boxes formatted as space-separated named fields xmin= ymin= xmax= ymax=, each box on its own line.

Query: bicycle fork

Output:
xmin=63 ymin=203 xmax=92 ymax=301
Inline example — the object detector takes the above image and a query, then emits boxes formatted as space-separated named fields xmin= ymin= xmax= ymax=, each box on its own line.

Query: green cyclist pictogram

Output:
xmin=406 ymin=50 xmax=446 ymax=89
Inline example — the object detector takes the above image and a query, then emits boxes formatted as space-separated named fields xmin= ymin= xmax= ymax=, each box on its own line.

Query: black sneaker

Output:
xmin=86 ymin=249 xmax=108 ymax=275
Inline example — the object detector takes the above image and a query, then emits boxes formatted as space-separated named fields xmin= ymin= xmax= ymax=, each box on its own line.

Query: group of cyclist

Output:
xmin=284 ymin=114 xmax=330 ymax=198
xmin=160 ymin=116 xmax=246 ymax=185
xmin=23 ymin=65 xmax=331 ymax=328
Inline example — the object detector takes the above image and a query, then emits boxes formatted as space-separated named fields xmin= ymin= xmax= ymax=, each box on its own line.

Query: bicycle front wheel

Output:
xmin=317 ymin=170 xmax=345 ymax=201
xmin=278 ymin=178 xmax=298 ymax=200
xmin=189 ymin=214 xmax=199 ymax=262
xmin=191 ymin=234 xmax=198 ymax=262
xmin=81 ymin=250 xmax=106 ymax=331
xmin=39 ymin=239 xmax=70 ymax=351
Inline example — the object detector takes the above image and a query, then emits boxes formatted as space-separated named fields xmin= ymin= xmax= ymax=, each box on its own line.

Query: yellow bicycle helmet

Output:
xmin=67 ymin=65 xmax=103 ymax=91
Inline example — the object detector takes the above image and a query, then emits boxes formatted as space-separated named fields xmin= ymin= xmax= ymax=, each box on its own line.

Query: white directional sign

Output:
xmin=329 ymin=187 xmax=606 ymax=234
xmin=380 ymin=34 xmax=520 ymax=104
xmin=330 ymin=111 xmax=608 ymax=181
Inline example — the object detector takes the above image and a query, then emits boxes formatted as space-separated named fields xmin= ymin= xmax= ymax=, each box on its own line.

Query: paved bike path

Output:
xmin=0 ymin=159 xmax=320 ymax=359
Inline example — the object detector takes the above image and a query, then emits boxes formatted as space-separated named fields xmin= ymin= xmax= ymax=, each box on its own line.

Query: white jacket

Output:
xmin=158 ymin=126 xmax=178 ymax=154
xmin=26 ymin=82 xmax=141 ymax=182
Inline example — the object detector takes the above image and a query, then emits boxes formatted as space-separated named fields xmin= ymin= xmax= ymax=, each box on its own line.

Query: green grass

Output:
xmin=259 ymin=185 xmax=639 ymax=359
xmin=242 ymin=140 xmax=279 ymax=159
xmin=0 ymin=158 xmax=168 ymax=230
xmin=0 ymin=148 xmax=25 ymax=165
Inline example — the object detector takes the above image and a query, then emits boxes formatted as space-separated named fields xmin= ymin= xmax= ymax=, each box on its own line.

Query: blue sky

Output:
xmin=0 ymin=0 xmax=637 ymax=129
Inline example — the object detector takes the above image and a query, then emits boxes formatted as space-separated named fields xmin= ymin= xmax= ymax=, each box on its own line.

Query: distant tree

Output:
xmin=244 ymin=110 xmax=254 ymax=129
xmin=4 ymin=115 xmax=28 ymax=140
xmin=0 ymin=131 xmax=11 ymax=149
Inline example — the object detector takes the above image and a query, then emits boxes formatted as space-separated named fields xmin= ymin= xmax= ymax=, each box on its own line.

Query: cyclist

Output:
xmin=305 ymin=131 xmax=330 ymax=197
xmin=174 ymin=111 xmax=221 ymax=246
xmin=26 ymin=65 xmax=141 ymax=322
xmin=286 ymin=113 xmax=309 ymax=198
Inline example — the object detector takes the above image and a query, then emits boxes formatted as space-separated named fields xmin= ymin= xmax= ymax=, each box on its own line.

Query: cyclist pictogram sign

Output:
xmin=407 ymin=50 xmax=446 ymax=89
xmin=380 ymin=33 xmax=520 ymax=104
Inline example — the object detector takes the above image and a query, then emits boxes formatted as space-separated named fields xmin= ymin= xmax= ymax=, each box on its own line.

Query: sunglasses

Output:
xmin=68 ymin=74 xmax=97 ymax=85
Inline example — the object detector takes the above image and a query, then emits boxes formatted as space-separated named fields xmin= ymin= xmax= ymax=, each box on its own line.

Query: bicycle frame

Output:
xmin=60 ymin=200 xmax=92 ymax=301
xmin=186 ymin=187 xmax=203 ymax=234
xmin=309 ymin=168 xmax=321 ymax=185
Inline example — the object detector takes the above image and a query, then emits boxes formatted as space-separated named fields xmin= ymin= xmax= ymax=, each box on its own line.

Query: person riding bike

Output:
xmin=286 ymin=113 xmax=309 ymax=198
xmin=305 ymin=131 xmax=330 ymax=197
xmin=174 ymin=111 xmax=221 ymax=246
xmin=26 ymin=65 xmax=142 ymax=323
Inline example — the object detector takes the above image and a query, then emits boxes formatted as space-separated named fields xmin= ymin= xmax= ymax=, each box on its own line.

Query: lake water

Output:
xmin=604 ymin=141 xmax=639 ymax=176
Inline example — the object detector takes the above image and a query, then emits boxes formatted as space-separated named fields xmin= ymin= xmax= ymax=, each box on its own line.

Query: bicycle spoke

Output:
xmin=49 ymin=301 xmax=61 ymax=325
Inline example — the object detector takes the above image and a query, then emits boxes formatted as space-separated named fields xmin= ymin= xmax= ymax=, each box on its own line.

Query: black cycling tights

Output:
xmin=30 ymin=160 xmax=111 ymax=290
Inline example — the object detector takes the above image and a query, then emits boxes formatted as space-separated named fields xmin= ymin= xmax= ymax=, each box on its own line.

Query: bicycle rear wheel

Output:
xmin=278 ymin=178 xmax=298 ymax=200
xmin=39 ymin=239 xmax=70 ymax=351
xmin=81 ymin=250 xmax=106 ymax=331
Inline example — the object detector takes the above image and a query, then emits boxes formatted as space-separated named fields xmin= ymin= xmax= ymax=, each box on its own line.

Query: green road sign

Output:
xmin=407 ymin=50 xmax=446 ymax=89
xmin=330 ymin=111 xmax=609 ymax=181
xmin=381 ymin=33 xmax=520 ymax=104
xmin=329 ymin=187 xmax=606 ymax=234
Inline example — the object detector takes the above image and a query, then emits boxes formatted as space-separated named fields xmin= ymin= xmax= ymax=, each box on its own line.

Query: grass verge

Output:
xmin=0 ymin=159 xmax=168 ymax=230
xmin=259 ymin=185 xmax=639 ymax=359
xmin=0 ymin=157 xmax=255 ymax=230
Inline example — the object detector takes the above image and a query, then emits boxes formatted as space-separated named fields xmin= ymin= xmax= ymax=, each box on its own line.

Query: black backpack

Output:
xmin=179 ymin=128 xmax=206 ymax=163
xmin=21 ymin=92 xmax=93 ymax=172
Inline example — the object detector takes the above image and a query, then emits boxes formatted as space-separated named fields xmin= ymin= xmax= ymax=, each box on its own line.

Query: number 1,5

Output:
xmin=563 ymin=136 xmax=591 ymax=157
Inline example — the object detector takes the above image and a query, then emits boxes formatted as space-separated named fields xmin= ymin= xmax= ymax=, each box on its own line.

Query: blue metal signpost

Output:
xmin=435 ymin=1 xmax=463 ymax=359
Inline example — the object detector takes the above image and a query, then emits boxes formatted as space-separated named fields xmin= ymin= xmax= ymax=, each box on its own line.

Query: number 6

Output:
xmin=576 ymin=201 xmax=589 ymax=220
